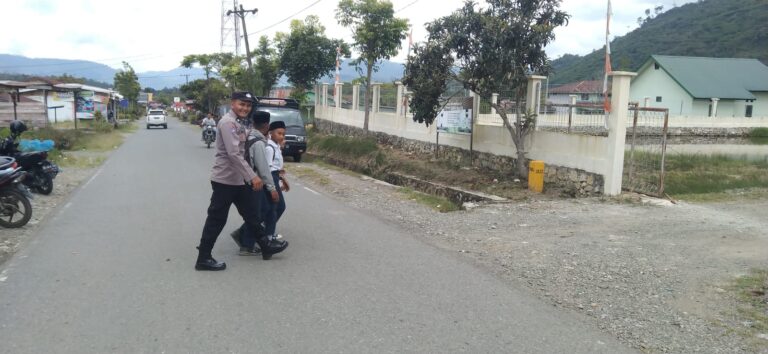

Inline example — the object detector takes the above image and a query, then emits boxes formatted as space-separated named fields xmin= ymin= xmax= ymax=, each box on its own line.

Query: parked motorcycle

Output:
xmin=0 ymin=157 xmax=33 ymax=228
xmin=0 ymin=121 xmax=60 ymax=195
xmin=202 ymin=125 xmax=216 ymax=148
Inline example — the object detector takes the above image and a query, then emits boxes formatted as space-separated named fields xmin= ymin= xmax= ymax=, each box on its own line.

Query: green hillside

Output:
xmin=550 ymin=0 xmax=768 ymax=84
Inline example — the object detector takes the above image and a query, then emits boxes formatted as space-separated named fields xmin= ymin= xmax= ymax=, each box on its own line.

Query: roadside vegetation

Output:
xmin=664 ymin=153 xmax=768 ymax=200
xmin=308 ymin=132 xmax=528 ymax=201
xmin=1 ymin=116 xmax=136 ymax=169
xmin=398 ymin=187 xmax=460 ymax=213
xmin=725 ymin=269 xmax=768 ymax=349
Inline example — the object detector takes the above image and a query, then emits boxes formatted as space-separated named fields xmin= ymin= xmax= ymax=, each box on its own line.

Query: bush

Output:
xmin=21 ymin=128 xmax=83 ymax=150
xmin=749 ymin=127 xmax=768 ymax=138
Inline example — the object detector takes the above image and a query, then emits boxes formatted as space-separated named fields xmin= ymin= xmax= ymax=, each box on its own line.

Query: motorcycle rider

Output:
xmin=194 ymin=91 xmax=286 ymax=271
xmin=200 ymin=113 xmax=217 ymax=141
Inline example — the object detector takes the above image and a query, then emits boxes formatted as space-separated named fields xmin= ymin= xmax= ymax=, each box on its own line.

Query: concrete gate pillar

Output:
xmin=604 ymin=71 xmax=637 ymax=196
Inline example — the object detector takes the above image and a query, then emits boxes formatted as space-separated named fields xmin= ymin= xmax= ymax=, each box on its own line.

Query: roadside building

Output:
xmin=547 ymin=80 xmax=603 ymax=105
xmin=630 ymin=55 xmax=768 ymax=117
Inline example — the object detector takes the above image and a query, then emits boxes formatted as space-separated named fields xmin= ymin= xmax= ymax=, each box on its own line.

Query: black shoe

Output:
xmin=195 ymin=257 xmax=227 ymax=271
xmin=229 ymin=229 xmax=243 ymax=248
xmin=258 ymin=238 xmax=288 ymax=260
xmin=238 ymin=247 xmax=262 ymax=256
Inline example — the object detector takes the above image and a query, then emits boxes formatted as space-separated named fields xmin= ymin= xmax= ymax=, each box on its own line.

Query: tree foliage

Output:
xmin=181 ymin=53 xmax=245 ymax=113
xmin=403 ymin=0 xmax=568 ymax=178
xmin=253 ymin=36 xmax=280 ymax=96
xmin=180 ymin=78 xmax=228 ymax=113
xmin=113 ymin=61 xmax=141 ymax=104
xmin=277 ymin=16 xmax=349 ymax=100
xmin=336 ymin=0 xmax=408 ymax=131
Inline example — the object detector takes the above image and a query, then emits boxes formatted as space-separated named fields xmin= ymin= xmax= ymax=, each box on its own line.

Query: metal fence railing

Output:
xmin=341 ymin=83 xmax=353 ymax=109
xmin=379 ymin=85 xmax=397 ymax=113
xmin=623 ymin=106 xmax=670 ymax=197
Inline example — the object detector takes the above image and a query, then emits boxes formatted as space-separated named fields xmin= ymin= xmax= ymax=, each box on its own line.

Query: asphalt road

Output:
xmin=0 ymin=118 xmax=635 ymax=353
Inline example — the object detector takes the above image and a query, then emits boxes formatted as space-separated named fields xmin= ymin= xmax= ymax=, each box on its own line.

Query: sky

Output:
xmin=1 ymin=0 xmax=695 ymax=74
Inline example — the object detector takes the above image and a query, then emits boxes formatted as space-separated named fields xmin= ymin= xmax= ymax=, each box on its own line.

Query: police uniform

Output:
xmin=195 ymin=92 xmax=265 ymax=271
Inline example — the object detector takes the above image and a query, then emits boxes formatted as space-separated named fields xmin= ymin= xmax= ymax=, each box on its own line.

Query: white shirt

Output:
xmin=265 ymin=139 xmax=283 ymax=172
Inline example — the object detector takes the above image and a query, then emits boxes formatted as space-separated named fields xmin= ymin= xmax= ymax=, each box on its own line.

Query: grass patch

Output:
xmin=57 ymin=154 xmax=106 ymax=168
xmin=664 ymin=154 xmax=768 ymax=195
xmin=312 ymin=135 xmax=380 ymax=158
xmin=70 ymin=131 xmax=125 ymax=151
xmin=749 ymin=127 xmax=768 ymax=138
xmin=399 ymin=187 xmax=461 ymax=212
xmin=290 ymin=165 xmax=331 ymax=186
xmin=728 ymin=269 xmax=768 ymax=348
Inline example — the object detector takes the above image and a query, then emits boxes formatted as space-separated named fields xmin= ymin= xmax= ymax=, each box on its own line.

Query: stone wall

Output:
xmin=315 ymin=118 xmax=604 ymax=196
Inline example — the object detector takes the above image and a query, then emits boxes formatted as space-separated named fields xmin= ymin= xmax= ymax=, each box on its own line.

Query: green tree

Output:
xmin=181 ymin=53 xmax=246 ymax=113
xmin=253 ymin=36 xmax=280 ymax=96
xmin=113 ymin=61 xmax=141 ymax=107
xmin=180 ymin=78 xmax=229 ymax=114
xmin=276 ymin=16 xmax=349 ymax=102
xmin=336 ymin=0 xmax=409 ymax=131
xmin=403 ymin=0 xmax=568 ymax=179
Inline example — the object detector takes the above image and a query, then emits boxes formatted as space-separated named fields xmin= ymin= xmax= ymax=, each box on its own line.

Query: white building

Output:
xmin=630 ymin=55 xmax=768 ymax=118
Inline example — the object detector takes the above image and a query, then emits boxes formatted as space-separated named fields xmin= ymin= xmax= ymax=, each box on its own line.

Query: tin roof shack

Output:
xmin=0 ymin=80 xmax=50 ymax=128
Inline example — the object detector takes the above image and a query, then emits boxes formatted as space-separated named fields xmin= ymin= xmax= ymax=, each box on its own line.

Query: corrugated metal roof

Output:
xmin=645 ymin=55 xmax=768 ymax=100
xmin=549 ymin=80 xmax=603 ymax=94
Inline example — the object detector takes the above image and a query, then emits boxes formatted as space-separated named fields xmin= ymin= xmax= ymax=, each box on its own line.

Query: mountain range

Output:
xmin=0 ymin=54 xmax=406 ymax=90
xmin=549 ymin=0 xmax=768 ymax=84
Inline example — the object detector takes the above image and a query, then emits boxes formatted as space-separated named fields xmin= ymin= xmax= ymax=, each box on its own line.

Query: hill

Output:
xmin=0 ymin=54 xmax=405 ymax=90
xmin=549 ymin=0 xmax=768 ymax=84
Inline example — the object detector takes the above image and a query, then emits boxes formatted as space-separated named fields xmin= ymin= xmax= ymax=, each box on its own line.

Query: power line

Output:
xmin=396 ymin=0 xmax=420 ymax=12
xmin=245 ymin=0 xmax=324 ymax=36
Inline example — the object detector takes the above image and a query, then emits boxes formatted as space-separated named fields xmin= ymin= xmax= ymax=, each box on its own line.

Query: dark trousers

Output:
xmin=198 ymin=181 xmax=264 ymax=260
xmin=263 ymin=171 xmax=286 ymax=237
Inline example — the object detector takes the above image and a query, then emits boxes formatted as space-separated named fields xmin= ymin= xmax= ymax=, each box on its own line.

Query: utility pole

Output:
xmin=227 ymin=5 xmax=257 ymax=72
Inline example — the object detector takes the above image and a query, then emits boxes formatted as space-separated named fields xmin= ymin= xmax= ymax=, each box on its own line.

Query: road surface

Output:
xmin=0 ymin=119 xmax=634 ymax=353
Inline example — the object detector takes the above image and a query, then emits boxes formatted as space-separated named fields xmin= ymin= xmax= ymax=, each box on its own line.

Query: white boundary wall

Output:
xmin=316 ymin=73 xmax=636 ymax=195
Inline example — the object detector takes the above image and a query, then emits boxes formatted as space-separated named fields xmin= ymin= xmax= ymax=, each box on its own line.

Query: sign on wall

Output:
xmin=436 ymin=97 xmax=474 ymax=134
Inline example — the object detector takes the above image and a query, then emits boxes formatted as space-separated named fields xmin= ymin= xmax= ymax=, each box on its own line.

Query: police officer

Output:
xmin=194 ymin=91 xmax=268 ymax=271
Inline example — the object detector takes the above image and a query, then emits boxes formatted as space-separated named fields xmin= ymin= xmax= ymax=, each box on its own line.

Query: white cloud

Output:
xmin=1 ymin=0 xmax=696 ymax=72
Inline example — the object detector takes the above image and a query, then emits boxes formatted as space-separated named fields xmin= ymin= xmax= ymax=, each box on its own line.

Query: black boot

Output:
xmin=257 ymin=237 xmax=288 ymax=260
xmin=195 ymin=246 xmax=226 ymax=271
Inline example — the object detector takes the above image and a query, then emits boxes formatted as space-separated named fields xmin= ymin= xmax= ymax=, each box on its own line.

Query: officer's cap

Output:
xmin=231 ymin=91 xmax=256 ymax=103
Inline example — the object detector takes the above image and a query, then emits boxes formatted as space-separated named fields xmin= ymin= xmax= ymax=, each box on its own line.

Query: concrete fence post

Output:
xmin=334 ymin=83 xmax=343 ymax=109
xmin=372 ymin=83 xmax=381 ymax=113
xmin=491 ymin=93 xmax=499 ymax=114
xmin=604 ymin=71 xmax=637 ymax=196
xmin=710 ymin=98 xmax=719 ymax=117
xmin=322 ymin=83 xmax=329 ymax=108
xmin=395 ymin=81 xmax=404 ymax=116
xmin=526 ymin=75 xmax=546 ymax=132
xmin=352 ymin=84 xmax=360 ymax=111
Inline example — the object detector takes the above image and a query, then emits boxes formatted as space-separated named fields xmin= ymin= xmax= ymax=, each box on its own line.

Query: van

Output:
xmin=254 ymin=97 xmax=307 ymax=162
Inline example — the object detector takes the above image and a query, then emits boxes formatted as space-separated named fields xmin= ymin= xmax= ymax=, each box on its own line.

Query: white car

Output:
xmin=146 ymin=109 xmax=167 ymax=129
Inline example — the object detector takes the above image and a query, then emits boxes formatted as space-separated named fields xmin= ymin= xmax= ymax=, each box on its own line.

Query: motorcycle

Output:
xmin=0 ymin=134 xmax=60 ymax=195
xmin=0 ymin=157 xmax=33 ymax=228
xmin=202 ymin=125 xmax=216 ymax=148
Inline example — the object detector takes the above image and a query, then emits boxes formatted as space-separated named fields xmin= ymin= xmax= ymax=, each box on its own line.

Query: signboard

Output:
xmin=436 ymin=97 xmax=474 ymax=134
xmin=76 ymin=91 xmax=95 ymax=119
xmin=76 ymin=91 xmax=108 ymax=119
xmin=173 ymin=97 xmax=181 ymax=103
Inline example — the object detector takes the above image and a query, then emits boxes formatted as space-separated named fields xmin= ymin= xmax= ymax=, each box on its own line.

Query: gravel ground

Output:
xmin=0 ymin=156 xmax=100 ymax=266
xmin=289 ymin=162 xmax=768 ymax=353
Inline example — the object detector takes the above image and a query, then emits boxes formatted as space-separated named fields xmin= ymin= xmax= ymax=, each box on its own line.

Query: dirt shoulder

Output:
xmin=288 ymin=161 xmax=768 ymax=353
xmin=0 ymin=124 xmax=135 ymax=267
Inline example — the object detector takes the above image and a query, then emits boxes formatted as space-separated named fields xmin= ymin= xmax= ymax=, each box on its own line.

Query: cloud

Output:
xmin=2 ymin=0 xmax=697 ymax=72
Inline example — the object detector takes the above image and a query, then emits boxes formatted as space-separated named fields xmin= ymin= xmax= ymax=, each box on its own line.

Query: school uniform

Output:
xmin=263 ymin=138 xmax=286 ymax=238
